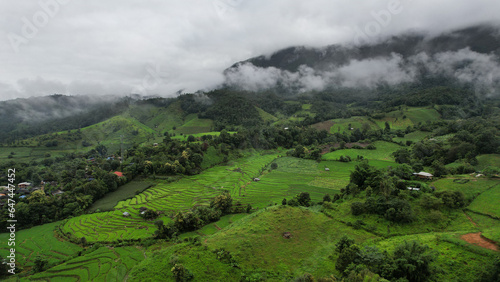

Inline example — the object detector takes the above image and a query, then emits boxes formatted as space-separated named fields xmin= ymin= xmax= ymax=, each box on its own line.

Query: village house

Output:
xmin=52 ymin=190 xmax=65 ymax=196
xmin=413 ymin=172 xmax=433 ymax=180
xmin=18 ymin=182 xmax=32 ymax=189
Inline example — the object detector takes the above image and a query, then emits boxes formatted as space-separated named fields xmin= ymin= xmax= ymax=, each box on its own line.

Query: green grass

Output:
xmin=28 ymin=246 xmax=145 ymax=281
xmin=322 ymin=141 xmax=402 ymax=161
xmin=88 ymin=180 xmax=154 ymax=212
xmin=255 ymin=107 xmax=278 ymax=122
xmin=129 ymin=242 xmax=241 ymax=281
xmin=430 ymin=177 xmax=499 ymax=201
xmin=467 ymin=182 xmax=500 ymax=218
xmin=179 ymin=213 xmax=250 ymax=239
xmin=378 ymin=107 xmax=441 ymax=129
xmin=0 ymin=222 xmax=82 ymax=268
xmin=128 ymin=101 xmax=185 ymax=134
xmin=204 ymin=205 xmax=377 ymax=279
xmin=329 ymin=116 xmax=377 ymax=133
xmin=174 ymin=114 xmax=213 ymax=135
xmin=393 ymin=131 xmax=429 ymax=143
xmin=466 ymin=212 xmax=500 ymax=242
xmin=476 ymin=154 xmax=500 ymax=170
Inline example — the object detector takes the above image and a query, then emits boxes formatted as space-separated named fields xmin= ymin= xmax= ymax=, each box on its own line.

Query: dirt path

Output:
xmin=460 ymin=232 xmax=498 ymax=251
xmin=464 ymin=211 xmax=479 ymax=228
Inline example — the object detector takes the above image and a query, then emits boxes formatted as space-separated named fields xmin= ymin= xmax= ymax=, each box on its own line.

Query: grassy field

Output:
xmin=88 ymin=180 xmax=154 ymax=212
xmin=128 ymin=101 xmax=184 ymax=134
xmin=28 ymin=246 xmax=145 ymax=281
xmin=131 ymin=206 xmax=378 ymax=281
xmin=329 ymin=116 xmax=377 ymax=133
xmin=476 ymin=154 xmax=500 ymax=170
xmin=322 ymin=107 xmax=441 ymax=134
xmin=205 ymin=205 xmax=377 ymax=279
xmin=393 ymin=131 xmax=430 ymax=143
xmin=430 ymin=177 xmax=499 ymax=201
xmin=0 ymin=222 xmax=82 ymax=269
xmin=322 ymin=141 xmax=402 ymax=162
xmin=467 ymin=182 xmax=500 ymax=218
xmin=378 ymin=107 xmax=441 ymax=130
xmin=466 ymin=211 xmax=500 ymax=242
xmin=256 ymin=107 xmax=278 ymax=122
xmin=179 ymin=213 xmax=249 ymax=239
xmin=174 ymin=114 xmax=213 ymax=135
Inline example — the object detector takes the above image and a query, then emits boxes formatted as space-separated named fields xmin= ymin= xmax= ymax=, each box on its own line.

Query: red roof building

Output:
xmin=113 ymin=171 xmax=124 ymax=177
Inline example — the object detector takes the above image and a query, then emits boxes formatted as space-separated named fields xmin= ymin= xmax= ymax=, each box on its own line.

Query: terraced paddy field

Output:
xmin=62 ymin=151 xmax=280 ymax=242
xmin=28 ymin=246 xmax=145 ymax=281
xmin=322 ymin=141 xmax=402 ymax=162
xmin=62 ymin=150 xmax=402 ymax=243
xmin=0 ymin=222 xmax=82 ymax=268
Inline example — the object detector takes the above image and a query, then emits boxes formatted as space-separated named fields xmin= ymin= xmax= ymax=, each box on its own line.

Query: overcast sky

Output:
xmin=0 ymin=0 xmax=499 ymax=101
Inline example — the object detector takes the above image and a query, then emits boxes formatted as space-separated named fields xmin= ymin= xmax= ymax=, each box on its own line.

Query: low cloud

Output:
xmin=225 ymin=48 xmax=500 ymax=96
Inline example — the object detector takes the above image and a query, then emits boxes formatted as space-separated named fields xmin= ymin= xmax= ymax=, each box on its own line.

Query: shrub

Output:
xmin=296 ymin=192 xmax=312 ymax=207
xmin=171 ymin=264 xmax=193 ymax=281
xmin=351 ymin=202 xmax=365 ymax=216
xmin=434 ymin=190 xmax=466 ymax=208
xmin=323 ymin=194 xmax=332 ymax=202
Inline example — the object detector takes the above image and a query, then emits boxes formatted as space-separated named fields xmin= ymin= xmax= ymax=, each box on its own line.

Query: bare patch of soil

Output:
xmin=460 ymin=232 xmax=498 ymax=251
